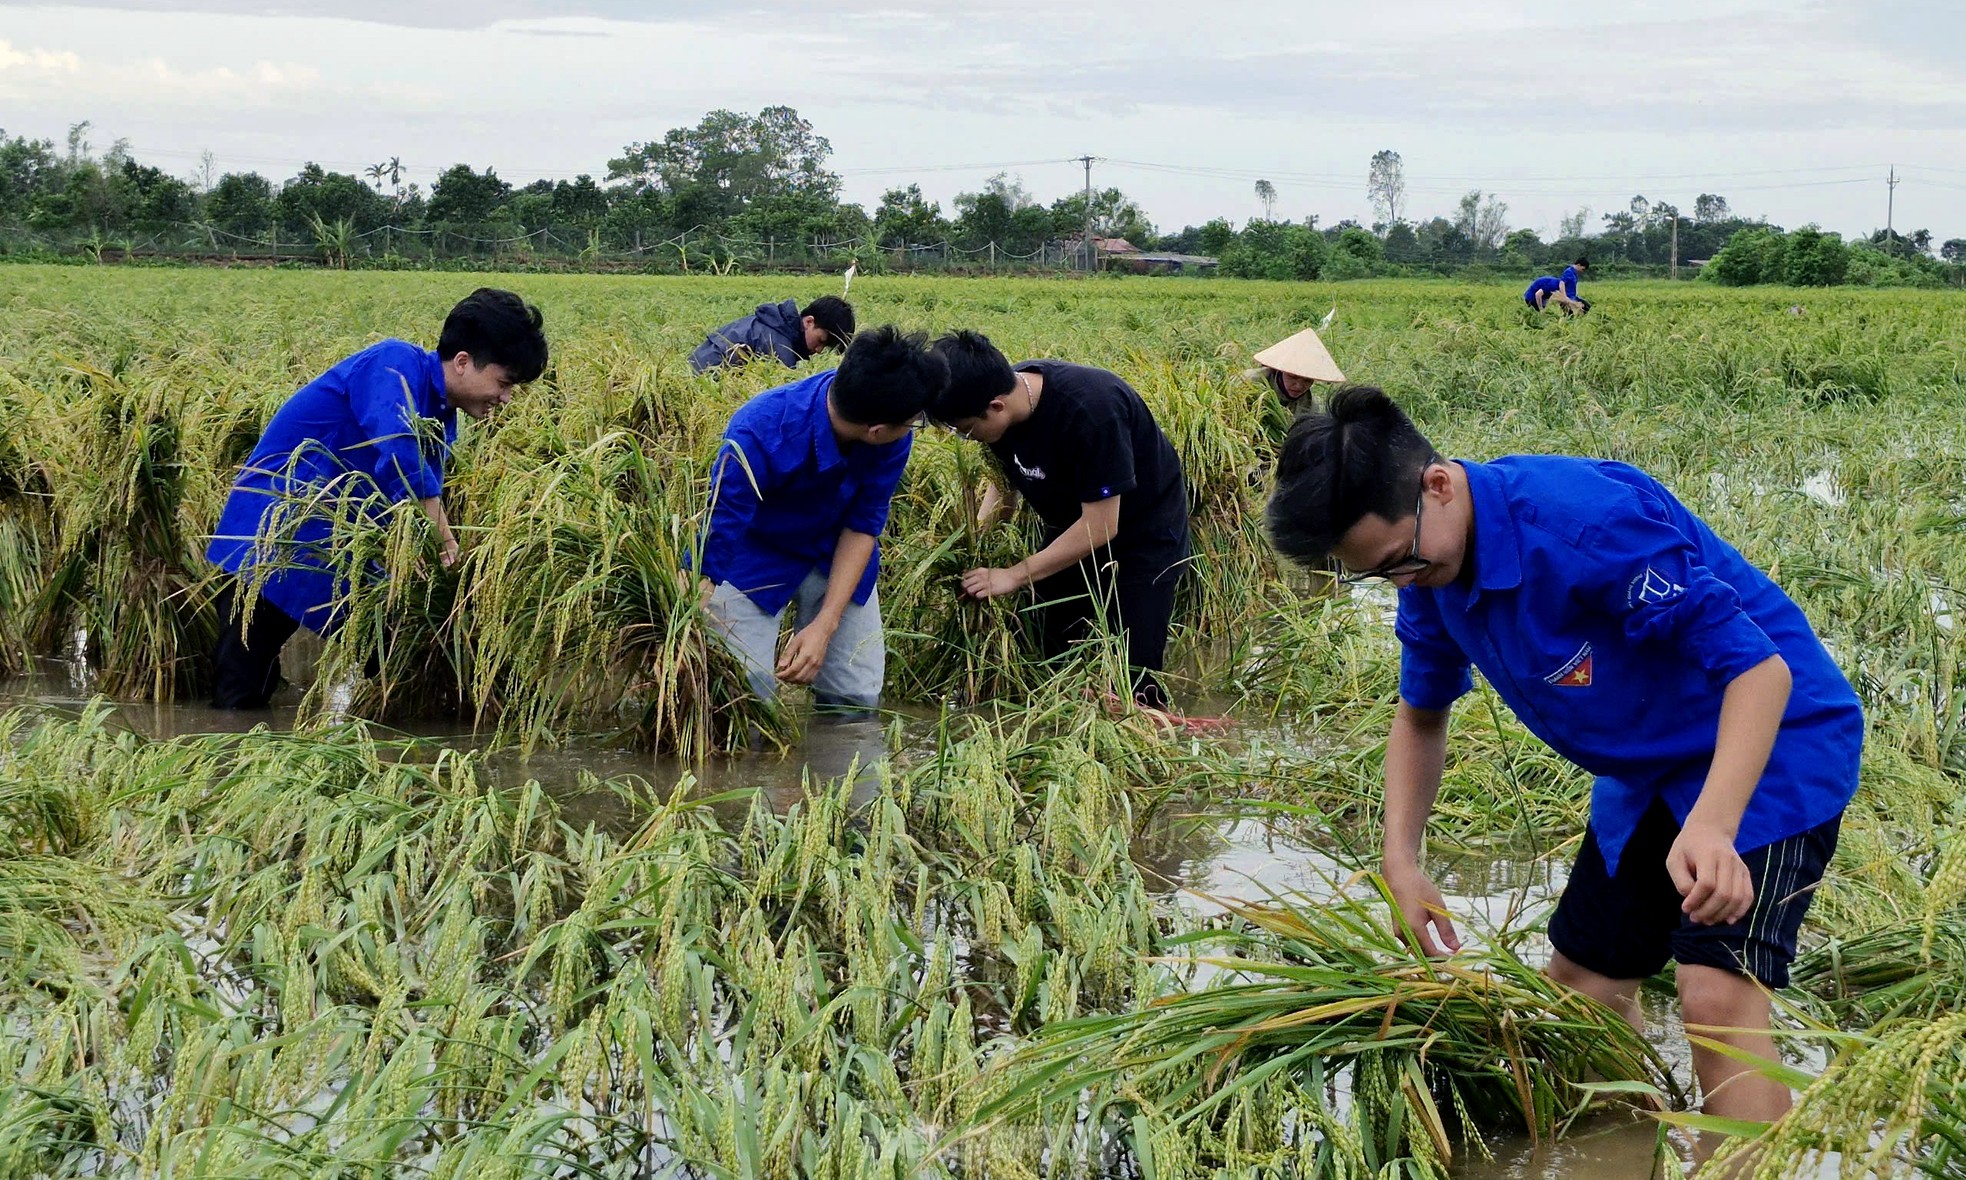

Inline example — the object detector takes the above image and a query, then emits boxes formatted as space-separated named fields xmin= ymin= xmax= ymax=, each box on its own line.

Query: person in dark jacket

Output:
xmin=205 ymin=288 xmax=548 ymax=708
xmin=689 ymin=296 xmax=855 ymax=374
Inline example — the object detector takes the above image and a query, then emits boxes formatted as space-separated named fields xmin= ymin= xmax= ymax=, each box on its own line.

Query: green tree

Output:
xmin=1049 ymin=186 xmax=1153 ymax=246
xmin=872 ymin=184 xmax=947 ymax=247
xmin=1382 ymin=220 xmax=1422 ymax=263
xmin=205 ymin=172 xmax=274 ymax=238
xmin=426 ymin=164 xmax=513 ymax=224
xmin=0 ymin=129 xmax=61 ymax=223
xmin=1705 ymin=225 xmax=1788 ymax=285
xmin=1198 ymin=217 xmax=1235 ymax=256
xmin=954 ymin=173 xmax=1046 ymax=252
xmin=550 ymin=176 xmax=610 ymax=227
xmin=1783 ymin=225 xmax=1849 ymax=286
xmin=275 ymin=164 xmax=388 ymax=236
xmin=118 ymin=160 xmax=197 ymax=231
xmin=1220 ymin=219 xmax=1326 ymax=280
xmin=607 ymin=106 xmax=839 ymax=228
xmin=1693 ymin=193 xmax=1730 ymax=223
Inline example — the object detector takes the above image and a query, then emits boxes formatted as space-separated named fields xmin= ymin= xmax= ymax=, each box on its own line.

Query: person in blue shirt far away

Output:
xmin=206 ymin=288 xmax=548 ymax=709
xmin=690 ymin=325 xmax=947 ymax=718
xmin=1265 ymin=386 xmax=1862 ymax=1139
xmin=689 ymin=295 xmax=855 ymax=374
xmin=1524 ymin=257 xmax=1590 ymax=314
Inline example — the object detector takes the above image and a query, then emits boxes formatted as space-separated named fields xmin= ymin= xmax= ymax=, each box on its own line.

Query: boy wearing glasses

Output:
xmin=1266 ymin=386 xmax=1861 ymax=1132
xmin=926 ymin=330 xmax=1190 ymax=709
xmin=690 ymin=326 xmax=947 ymax=714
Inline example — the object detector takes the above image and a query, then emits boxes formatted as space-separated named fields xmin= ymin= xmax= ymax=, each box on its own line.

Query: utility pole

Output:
xmin=1079 ymin=154 xmax=1095 ymax=272
xmin=1886 ymin=165 xmax=1899 ymax=241
xmin=1670 ymin=216 xmax=1678 ymax=280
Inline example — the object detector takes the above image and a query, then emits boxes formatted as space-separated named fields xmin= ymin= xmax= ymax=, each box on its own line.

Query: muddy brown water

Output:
xmin=2 ymin=661 xmax=1776 ymax=1177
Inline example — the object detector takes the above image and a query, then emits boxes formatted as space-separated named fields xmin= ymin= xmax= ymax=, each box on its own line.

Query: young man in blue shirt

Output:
xmin=689 ymin=295 xmax=855 ymax=374
xmin=692 ymin=325 xmax=945 ymax=715
xmin=1524 ymin=257 xmax=1590 ymax=314
xmin=206 ymin=288 xmax=548 ymax=708
xmin=1266 ymin=387 xmax=1861 ymax=1129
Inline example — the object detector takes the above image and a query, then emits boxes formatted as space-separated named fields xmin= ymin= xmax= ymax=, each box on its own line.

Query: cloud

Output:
xmin=115 ymin=55 xmax=324 ymax=99
xmin=0 ymin=39 xmax=81 ymax=71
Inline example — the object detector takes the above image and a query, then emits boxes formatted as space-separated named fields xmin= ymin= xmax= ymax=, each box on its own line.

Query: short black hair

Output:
xmin=802 ymin=296 xmax=856 ymax=350
xmin=830 ymin=325 xmax=946 ymax=427
xmin=1265 ymin=386 xmax=1438 ymax=567
xmin=925 ymin=330 xmax=1017 ymax=423
xmin=438 ymin=288 xmax=548 ymax=383
xmin=1574 ymin=256 xmax=1591 ymax=269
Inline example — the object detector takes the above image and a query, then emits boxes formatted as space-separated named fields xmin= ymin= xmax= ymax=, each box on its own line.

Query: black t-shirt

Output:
xmin=989 ymin=360 xmax=1189 ymax=557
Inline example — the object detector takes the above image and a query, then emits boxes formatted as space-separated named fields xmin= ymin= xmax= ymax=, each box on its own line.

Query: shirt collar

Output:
xmin=807 ymin=372 xmax=846 ymax=471
xmin=1460 ymin=459 xmax=1522 ymax=600
xmin=422 ymin=348 xmax=453 ymax=418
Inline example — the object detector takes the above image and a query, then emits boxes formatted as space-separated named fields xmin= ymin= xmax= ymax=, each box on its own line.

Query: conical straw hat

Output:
xmin=1251 ymin=327 xmax=1345 ymax=384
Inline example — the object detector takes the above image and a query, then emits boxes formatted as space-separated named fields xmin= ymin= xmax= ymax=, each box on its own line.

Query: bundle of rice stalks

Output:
xmin=959 ymin=879 xmax=1682 ymax=1174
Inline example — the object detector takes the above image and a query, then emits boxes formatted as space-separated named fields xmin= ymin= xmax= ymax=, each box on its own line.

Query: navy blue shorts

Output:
xmin=1547 ymin=799 xmax=1840 ymax=989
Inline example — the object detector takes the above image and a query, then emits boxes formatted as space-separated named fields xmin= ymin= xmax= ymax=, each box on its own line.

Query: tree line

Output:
xmin=1 ymin=112 xmax=1959 ymax=286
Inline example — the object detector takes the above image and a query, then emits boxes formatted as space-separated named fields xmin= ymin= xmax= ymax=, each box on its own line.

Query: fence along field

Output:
xmin=1 ymin=266 xmax=1965 ymax=1176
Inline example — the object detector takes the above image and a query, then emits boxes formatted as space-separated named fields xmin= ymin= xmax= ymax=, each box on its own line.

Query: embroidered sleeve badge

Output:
xmin=1628 ymin=566 xmax=1686 ymax=609
xmin=1545 ymin=642 xmax=1594 ymax=687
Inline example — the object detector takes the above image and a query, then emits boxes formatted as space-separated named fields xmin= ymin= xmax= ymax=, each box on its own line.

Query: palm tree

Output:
xmin=1254 ymin=179 xmax=1277 ymax=222
xmin=365 ymin=162 xmax=389 ymax=193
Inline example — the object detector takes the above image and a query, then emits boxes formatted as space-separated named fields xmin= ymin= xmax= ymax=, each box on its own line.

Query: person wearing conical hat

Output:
xmin=1253 ymin=325 xmax=1347 ymax=407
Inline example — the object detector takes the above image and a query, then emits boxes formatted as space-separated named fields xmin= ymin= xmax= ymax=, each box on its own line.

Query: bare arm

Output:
xmin=778 ymin=528 xmax=876 ymax=684
xmin=963 ymin=496 xmax=1121 ymax=599
xmin=1382 ymin=701 xmax=1460 ymax=956
xmin=1669 ymin=654 xmax=1791 ymax=924
xmin=419 ymin=496 xmax=459 ymax=568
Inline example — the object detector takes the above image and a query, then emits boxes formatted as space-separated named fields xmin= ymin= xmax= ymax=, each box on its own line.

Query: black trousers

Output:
xmin=210 ymin=579 xmax=301 ymax=709
xmin=1030 ymin=545 xmax=1186 ymax=709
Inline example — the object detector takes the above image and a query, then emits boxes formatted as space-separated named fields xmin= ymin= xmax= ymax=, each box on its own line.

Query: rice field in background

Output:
xmin=2 ymin=267 xmax=1964 ymax=1177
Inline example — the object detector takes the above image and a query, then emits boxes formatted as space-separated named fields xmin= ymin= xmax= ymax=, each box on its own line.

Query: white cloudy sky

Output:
xmin=2 ymin=0 xmax=1963 ymax=239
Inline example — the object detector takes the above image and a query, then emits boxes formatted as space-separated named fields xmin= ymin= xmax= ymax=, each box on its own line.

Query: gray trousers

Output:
xmin=704 ymin=570 xmax=886 ymax=713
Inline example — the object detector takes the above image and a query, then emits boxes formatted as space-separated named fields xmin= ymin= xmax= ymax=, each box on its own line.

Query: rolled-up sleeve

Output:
xmin=1396 ymin=589 xmax=1473 ymax=710
xmin=1582 ymin=503 xmax=1781 ymax=686
xmin=843 ymin=433 xmax=912 ymax=537
xmin=350 ymin=354 xmax=443 ymax=502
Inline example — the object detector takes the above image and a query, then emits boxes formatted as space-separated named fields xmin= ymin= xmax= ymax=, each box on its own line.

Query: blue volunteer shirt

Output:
xmin=1396 ymin=456 xmax=1862 ymax=875
xmin=206 ymin=340 xmax=455 ymax=633
xmin=1524 ymin=276 xmax=1561 ymax=304
xmin=692 ymin=369 xmax=911 ymax=615
xmin=1559 ymin=265 xmax=1581 ymax=300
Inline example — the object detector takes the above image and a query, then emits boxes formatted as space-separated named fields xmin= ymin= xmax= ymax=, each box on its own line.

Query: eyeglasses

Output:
xmin=1338 ymin=481 xmax=1432 ymax=585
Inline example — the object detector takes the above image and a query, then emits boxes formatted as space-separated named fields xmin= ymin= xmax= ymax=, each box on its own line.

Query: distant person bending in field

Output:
xmin=928 ymin=330 xmax=1191 ymax=710
xmin=1266 ymin=386 xmax=1862 ymax=1142
xmin=206 ymin=288 xmax=548 ymax=709
xmin=1524 ymin=257 xmax=1591 ymax=314
xmin=689 ymin=295 xmax=856 ymax=374
xmin=690 ymin=326 xmax=946 ymax=718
